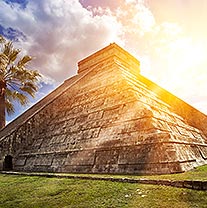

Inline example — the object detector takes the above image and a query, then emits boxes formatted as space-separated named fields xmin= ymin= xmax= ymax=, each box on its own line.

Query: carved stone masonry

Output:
xmin=1 ymin=43 xmax=207 ymax=175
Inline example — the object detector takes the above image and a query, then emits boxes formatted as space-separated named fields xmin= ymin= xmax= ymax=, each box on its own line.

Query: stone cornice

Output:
xmin=78 ymin=43 xmax=140 ymax=75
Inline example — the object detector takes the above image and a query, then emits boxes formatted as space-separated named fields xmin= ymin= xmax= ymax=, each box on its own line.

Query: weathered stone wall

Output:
xmin=0 ymin=43 xmax=207 ymax=174
xmin=136 ymin=75 xmax=207 ymax=137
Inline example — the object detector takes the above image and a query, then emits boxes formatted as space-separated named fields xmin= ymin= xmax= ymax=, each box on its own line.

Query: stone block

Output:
xmin=51 ymin=153 xmax=67 ymax=170
xmin=118 ymin=145 xmax=155 ymax=165
xmin=169 ymin=162 xmax=183 ymax=173
xmin=192 ymin=181 xmax=203 ymax=190
xmin=95 ymin=149 xmax=119 ymax=165
xmin=62 ymin=165 xmax=93 ymax=173
xmin=25 ymin=155 xmax=36 ymax=167
xmin=171 ymin=181 xmax=184 ymax=188
xmin=183 ymin=180 xmax=193 ymax=189
xmin=15 ymin=157 xmax=26 ymax=166
xmin=34 ymin=154 xmax=53 ymax=166
xmin=65 ymin=150 xmax=95 ymax=166
xmin=201 ymin=181 xmax=207 ymax=190
xmin=198 ymin=146 xmax=207 ymax=159
xmin=88 ymin=111 xmax=104 ymax=120
xmin=81 ymin=128 xmax=101 ymax=140
xmin=92 ymin=164 xmax=119 ymax=173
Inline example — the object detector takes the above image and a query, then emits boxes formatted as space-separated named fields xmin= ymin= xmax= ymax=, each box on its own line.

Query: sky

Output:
xmin=0 ymin=0 xmax=207 ymax=123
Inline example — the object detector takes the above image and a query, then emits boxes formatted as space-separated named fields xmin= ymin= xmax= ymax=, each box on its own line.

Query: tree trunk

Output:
xmin=0 ymin=81 xmax=6 ymax=130
xmin=0 ymin=94 xmax=5 ymax=130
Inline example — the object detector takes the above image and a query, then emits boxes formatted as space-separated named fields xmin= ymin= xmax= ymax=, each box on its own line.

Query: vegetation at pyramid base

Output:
xmin=1 ymin=173 xmax=207 ymax=208
xmin=0 ymin=35 xmax=41 ymax=130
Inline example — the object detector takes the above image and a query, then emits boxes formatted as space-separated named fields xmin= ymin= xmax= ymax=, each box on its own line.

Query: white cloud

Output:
xmin=0 ymin=0 xmax=122 ymax=83
xmin=1 ymin=0 xmax=207 ymax=116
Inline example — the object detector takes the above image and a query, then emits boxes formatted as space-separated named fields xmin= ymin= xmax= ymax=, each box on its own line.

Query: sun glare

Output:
xmin=145 ymin=37 xmax=207 ymax=98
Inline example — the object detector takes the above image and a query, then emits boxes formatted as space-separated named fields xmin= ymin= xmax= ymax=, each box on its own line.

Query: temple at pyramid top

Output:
xmin=0 ymin=43 xmax=207 ymax=175
xmin=78 ymin=43 xmax=140 ymax=75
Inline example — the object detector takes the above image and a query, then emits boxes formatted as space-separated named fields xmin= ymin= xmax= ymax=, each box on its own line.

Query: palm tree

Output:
xmin=0 ymin=35 xmax=41 ymax=130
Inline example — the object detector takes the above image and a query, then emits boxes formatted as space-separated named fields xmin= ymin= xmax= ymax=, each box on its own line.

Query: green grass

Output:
xmin=1 ymin=173 xmax=207 ymax=208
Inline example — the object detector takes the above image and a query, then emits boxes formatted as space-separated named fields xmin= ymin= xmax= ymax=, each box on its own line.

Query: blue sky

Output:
xmin=1 ymin=0 xmax=207 ymax=123
xmin=3 ymin=0 xmax=28 ymax=8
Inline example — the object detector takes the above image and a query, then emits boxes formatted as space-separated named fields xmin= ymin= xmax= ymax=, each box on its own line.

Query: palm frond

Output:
xmin=20 ymin=85 xmax=36 ymax=97
xmin=0 ymin=35 xmax=5 ymax=44
xmin=17 ymin=55 xmax=32 ymax=67
xmin=0 ymin=35 xmax=41 ymax=116
xmin=3 ymin=41 xmax=13 ymax=57
xmin=0 ymin=53 xmax=8 ymax=71
xmin=9 ymin=49 xmax=21 ymax=62
xmin=13 ymin=91 xmax=29 ymax=105
xmin=5 ymin=98 xmax=15 ymax=115
xmin=24 ymin=81 xmax=38 ymax=90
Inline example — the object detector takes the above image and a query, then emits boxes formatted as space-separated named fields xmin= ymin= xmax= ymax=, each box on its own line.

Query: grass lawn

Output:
xmin=1 ymin=173 xmax=207 ymax=208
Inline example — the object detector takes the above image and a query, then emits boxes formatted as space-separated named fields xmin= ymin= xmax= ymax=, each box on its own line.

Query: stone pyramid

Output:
xmin=1 ymin=43 xmax=207 ymax=174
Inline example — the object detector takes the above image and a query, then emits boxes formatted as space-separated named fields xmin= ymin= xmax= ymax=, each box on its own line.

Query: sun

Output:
xmin=142 ymin=36 xmax=207 ymax=98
